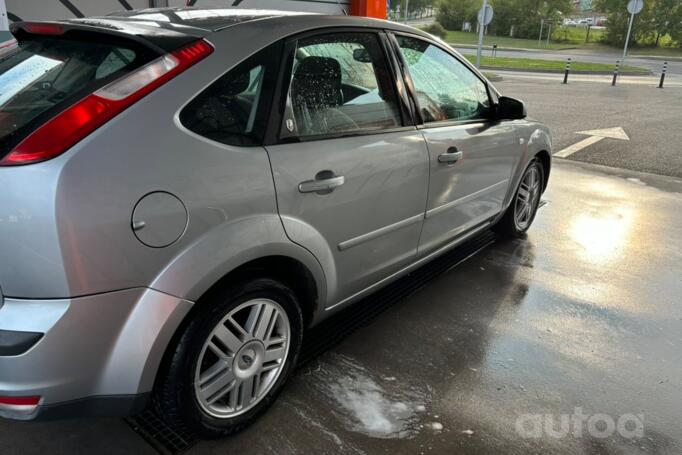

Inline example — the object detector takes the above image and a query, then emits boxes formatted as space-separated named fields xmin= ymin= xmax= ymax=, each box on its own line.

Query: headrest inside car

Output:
xmin=292 ymin=56 xmax=342 ymax=108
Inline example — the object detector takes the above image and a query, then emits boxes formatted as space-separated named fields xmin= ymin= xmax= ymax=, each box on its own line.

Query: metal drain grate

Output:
xmin=126 ymin=408 xmax=197 ymax=455
xmin=126 ymin=229 xmax=496 ymax=454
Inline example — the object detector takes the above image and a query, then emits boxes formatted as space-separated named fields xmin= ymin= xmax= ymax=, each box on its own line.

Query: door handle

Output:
xmin=438 ymin=147 xmax=463 ymax=164
xmin=298 ymin=172 xmax=345 ymax=194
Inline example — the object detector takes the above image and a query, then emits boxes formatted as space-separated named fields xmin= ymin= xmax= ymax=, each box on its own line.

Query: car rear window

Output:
xmin=0 ymin=35 xmax=155 ymax=158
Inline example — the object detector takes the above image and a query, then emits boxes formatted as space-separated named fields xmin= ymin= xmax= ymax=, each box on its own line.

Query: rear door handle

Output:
xmin=298 ymin=173 xmax=345 ymax=194
xmin=438 ymin=147 xmax=463 ymax=164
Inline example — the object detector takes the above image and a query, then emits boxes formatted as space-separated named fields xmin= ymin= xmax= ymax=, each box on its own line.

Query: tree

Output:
xmin=649 ymin=0 xmax=682 ymax=46
xmin=670 ymin=12 xmax=682 ymax=47
xmin=391 ymin=0 xmax=437 ymax=20
xmin=438 ymin=0 xmax=572 ymax=39
xmin=596 ymin=0 xmax=651 ymax=45
xmin=436 ymin=0 xmax=479 ymax=30
xmin=493 ymin=0 xmax=573 ymax=39
xmin=596 ymin=0 xmax=682 ymax=47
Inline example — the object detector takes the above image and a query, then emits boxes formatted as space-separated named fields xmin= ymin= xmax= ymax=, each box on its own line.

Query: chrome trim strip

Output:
xmin=338 ymin=213 xmax=424 ymax=251
xmin=327 ymin=218 xmax=495 ymax=311
xmin=425 ymin=179 xmax=509 ymax=219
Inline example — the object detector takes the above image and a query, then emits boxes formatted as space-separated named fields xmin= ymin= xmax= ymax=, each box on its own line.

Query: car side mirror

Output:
xmin=497 ymin=96 xmax=527 ymax=120
xmin=352 ymin=48 xmax=372 ymax=63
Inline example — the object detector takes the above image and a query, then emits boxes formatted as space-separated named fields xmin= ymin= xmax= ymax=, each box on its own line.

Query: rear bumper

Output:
xmin=27 ymin=394 xmax=151 ymax=421
xmin=0 ymin=330 xmax=43 ymax=357
xmin=0 ymin=288 xmax=192 ymax=421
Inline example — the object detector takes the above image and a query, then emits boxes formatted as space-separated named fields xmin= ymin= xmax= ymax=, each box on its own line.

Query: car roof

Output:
xmin=80 ymin=7 xmax=426 ymax=37
xmin=96 ymin=7 xmax=316 ymax=34
xmin=13 ymin=8 xmax=432 ymax=54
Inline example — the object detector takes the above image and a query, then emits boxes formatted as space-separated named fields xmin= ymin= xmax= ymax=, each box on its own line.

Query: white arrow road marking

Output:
xmin=554 ymin=136 xmax=605 ymax=158
xmin=575 ymin=127 xmax=630 ymax=141
xmin=554 ymin=127 xmax=630 ymax=158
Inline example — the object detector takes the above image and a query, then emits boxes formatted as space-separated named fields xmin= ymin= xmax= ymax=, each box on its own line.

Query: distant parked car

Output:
xmin=0 ymin=7 xmax=551 ymax=438
xmin=563 ymin=19 xmax=578 ymax=26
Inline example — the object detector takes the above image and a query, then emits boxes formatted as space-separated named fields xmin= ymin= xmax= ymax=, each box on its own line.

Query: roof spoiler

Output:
xmin=10 ymin=20 xmax=201 ymax=54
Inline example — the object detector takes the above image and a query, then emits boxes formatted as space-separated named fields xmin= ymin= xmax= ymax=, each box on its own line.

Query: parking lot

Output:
xmin=2 ymin=77 xmax=682 ymax=454
xmin=496 ymin=75 xmax=682 ymax=178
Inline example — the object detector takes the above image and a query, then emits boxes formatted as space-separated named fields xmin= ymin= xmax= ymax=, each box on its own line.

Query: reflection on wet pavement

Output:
xmin=1 ymin=161 xmax=681 ymax=455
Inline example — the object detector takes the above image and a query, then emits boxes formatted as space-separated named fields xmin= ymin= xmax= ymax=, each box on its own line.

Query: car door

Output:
xmin=265 ymin=30 xmax=430 ymax=305
xmin=392 ymin=34 xmax=521 ymax=255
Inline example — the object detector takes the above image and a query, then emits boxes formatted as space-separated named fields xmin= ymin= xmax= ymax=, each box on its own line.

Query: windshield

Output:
xmin=0 ymin=35 xmax=152 ymax=158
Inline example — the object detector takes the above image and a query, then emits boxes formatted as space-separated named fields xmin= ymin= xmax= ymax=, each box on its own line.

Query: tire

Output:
xmin=154 ymin=277 xmax=303 ymax=438
xmin=493 ymin=158 xmax=545 ymax=237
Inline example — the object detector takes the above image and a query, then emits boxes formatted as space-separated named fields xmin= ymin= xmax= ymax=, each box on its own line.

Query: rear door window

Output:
xmin=0 ymin=36 xmax=154 ymax=158
xmin=282 ymin=32 xmax=402 ymax=139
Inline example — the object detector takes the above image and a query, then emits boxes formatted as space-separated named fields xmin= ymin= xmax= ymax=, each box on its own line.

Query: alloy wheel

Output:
xmin=194 ymin=299 xmax=291 ymax=419
xmin=514 ymin=165 xmax=541 ymax=231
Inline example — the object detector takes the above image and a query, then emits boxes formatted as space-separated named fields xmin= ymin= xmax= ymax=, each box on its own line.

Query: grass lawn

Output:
xmin=443 ymin=29 xmax=682 ymax=57
xmin=445 ymin=30 xmax=582 ymax=50
xmin=465 ymin=55 xmax=650 ymax=74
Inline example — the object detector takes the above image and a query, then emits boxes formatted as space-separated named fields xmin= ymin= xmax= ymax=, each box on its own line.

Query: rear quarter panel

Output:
xmin=1 ymin=21 xmax=330 ymax=302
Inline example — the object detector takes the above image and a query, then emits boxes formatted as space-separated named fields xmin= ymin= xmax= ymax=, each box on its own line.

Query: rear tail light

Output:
xmin=0 ymin=396 xmax=41 ymax=415
xmin=0 ymin=39 xmax=213 ymax=166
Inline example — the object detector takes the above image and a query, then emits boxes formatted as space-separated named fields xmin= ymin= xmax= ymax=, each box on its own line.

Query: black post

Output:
xmin=658 ymin=61 xmax=668 ymax=88
xmin=612 ymin=60 xmax=620 ymax=86
xmin=563 ymin=57 xmax=571 ymax=84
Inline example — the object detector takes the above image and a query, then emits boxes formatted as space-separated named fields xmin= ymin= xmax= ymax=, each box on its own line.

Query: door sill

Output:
xmin=325 ymin=217 xmax=496 ymax=312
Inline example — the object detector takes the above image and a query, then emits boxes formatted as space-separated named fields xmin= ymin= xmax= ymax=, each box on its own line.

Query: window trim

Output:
xmin=265 ymin=27 xmax=415 ymax=145
xmin=387 ymin=31 xmax=499 ymax=130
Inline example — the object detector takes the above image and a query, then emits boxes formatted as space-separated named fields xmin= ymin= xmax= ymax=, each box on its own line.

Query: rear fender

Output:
xmin=149 ymin=214 xmax=328 ymax=309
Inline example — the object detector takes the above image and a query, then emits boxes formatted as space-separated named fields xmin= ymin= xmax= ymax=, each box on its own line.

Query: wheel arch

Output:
xmin=150 ymin=254 xmax=321 ymax=401
xmin=192 ymin=255 xmax=320 ymax=329
xmin=535 ymin=149 xmax=551 ymax=191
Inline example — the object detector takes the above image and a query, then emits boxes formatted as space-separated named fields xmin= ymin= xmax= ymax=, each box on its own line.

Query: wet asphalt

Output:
xmin=1 ymin=159 xmax=681 ymax=454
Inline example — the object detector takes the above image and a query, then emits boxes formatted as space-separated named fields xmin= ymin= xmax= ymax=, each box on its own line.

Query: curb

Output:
xmin=450 ymin=42 xmax=682 ymax=61
xmin=631 ymin=55 xmax=682 ymax=62
xmin=478 ymin=66 xmax=652 ymax=76
xmin=449 ymin=43 xmax=573 ymax=52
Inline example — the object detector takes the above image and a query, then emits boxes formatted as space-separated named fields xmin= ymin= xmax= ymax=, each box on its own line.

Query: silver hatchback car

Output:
xmin=0 ymin=8 xmax=551 ymax=437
